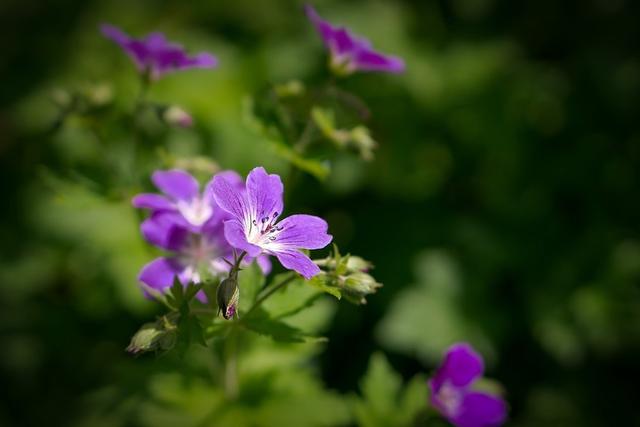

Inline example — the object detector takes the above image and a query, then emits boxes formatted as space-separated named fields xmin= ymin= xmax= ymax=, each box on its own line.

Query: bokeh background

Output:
xmin=1 ymin=0 xmax=639 ymax=426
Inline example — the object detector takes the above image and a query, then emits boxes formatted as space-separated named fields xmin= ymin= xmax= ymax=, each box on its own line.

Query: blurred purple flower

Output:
xmin=212 ymin=167 xmax=332 ymax=279
xmin=133 ymin=169 xmax=238 ymax=229
xmin=429 ymin=343 xmax=507 ymax=427
xmin=100 ymin=24 xmax=217 ymax=79
xmin=137 ymin=211 xmax=232 ymax=302
xmin=305 ymin=4 xmax=405 ymax=75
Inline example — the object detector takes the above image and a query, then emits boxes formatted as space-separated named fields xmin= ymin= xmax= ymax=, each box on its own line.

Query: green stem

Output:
xmin=243 ymin=273 xmax=297 ymax=318
xmin=224 ymin=327 xmax=238 ymax=399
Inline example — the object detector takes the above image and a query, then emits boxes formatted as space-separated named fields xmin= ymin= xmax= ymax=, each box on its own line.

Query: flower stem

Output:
xmin=244 ymin=272 xmax=297 ymax=318
xmin=224 ymin=327 xmax=239 ymax=399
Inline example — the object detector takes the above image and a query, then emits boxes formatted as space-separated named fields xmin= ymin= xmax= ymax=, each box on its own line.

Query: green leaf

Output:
xmin=242 ymin=308 xmax=326 ymax=343
xmin=175 ymin=313 xmax=206 ymax=356
xmin=166 ymin=276 xmax=184 ymax=310
xmin=238 ymin=262 xmax=265 ymax=312
xmin=308 ymin=275 xmax=342 ymax=300
xmin=376 ymin=250 xmax=494 ymax=364
xmin=361 ymin=353 xmax=402 ymax=416
xmin=352 ymin=352 xmax=428 ymax=427
xmin=268 ymin=139 xmax=330 ymax=181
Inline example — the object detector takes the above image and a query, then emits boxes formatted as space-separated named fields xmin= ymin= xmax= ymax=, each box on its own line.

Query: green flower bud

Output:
xmin=126 ymin=315 xmax=177 ymax=354
xmin=341 ymin=272 xmax=382 ymax=305
xmin=217 ymin=277 xmax=239 ymax=320
xmin=162 ymin=105 xmax=193 ymax=128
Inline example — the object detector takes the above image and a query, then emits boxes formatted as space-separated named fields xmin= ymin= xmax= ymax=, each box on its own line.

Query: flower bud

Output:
xmin=341 ymin=272 xmax=382 ymax=304
xmin=217 ymin=277 xmax=239 ymax=320
xmin=162 ymin=105 xmax=193 ymax=128
xmin=126 ymin=315 xmax=177 ymax=354
xmin=345 ymin=255 xmax=372 ymax=273
xmin=350 ymin=126 xmax=377 ymax=161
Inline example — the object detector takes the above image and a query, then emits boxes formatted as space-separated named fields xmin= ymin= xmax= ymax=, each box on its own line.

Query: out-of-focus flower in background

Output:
xmin=136 ymin=211 xmax=231 ymax=302
xmin=429 ymin=343 xmax=507 ymax=427
xmin=305 ymin=4 xmax=405 ymax=75
xmin=133 ymin=169 xmax=238 ymax=229
xmin=100 ymin=23 xmax=218 ymax=80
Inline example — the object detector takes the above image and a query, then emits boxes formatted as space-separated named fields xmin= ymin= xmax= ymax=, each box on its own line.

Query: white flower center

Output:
xmin=245 ymin=210 xmax=282 ymax=248
xmin=179 ymin=235 xmax=226 ymax=279
xmin=438 ymin=381 xmax=463 ymax=416
xmin=176 ymin=197 xmax=212 ymax=227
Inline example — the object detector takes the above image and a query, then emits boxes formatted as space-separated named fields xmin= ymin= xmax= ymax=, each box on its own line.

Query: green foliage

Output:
xmin=351 ymin=352 xmax=428 ymax=427
xmin=128 ymin=279 xmax=206 ymax=356
xmin=243 ymin=96 xmax=330 ymax=181
xmin=312 ymin=107 xmax=377 ymax=161
xmin=242 ymin=307 xmax=327 ymax=343
xmin=311 ymin=245 xmax=382 ymax=304
xmin=126 ymin=314 xmax=178 ymax=355
xmin=376 ymin=250 xmax=493 ymax=363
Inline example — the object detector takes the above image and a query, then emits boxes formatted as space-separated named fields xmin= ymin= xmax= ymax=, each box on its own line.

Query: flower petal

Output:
xmin=354 ymin=49 xmax=405 ymax=73
xmin=205 ymin=170 xmax=244 ymax=209
xmin=138 ymin=257 xmax=188 ymax=295
xmin=224 ymin=220 xmax=261 ymax=257
xmin=432 ymin=343 xmax=485 ymax=391
xmin=256 ymin=255 xmax=272 ymax=275
xmin=451 ymin=392 xmax=507 ymax=427
xmin=182 ymin=52 xmax=218 ymax=69
xmin=246 ymin=167 xmax=284 ymax=222
xmin=152 ymin=169 xmax=199 ymax=202
xmin=305 ymin=4 xmax=335 ymax=47
xmin=100 ymin=23 xmax=130 ymax=45
xmin=212 ymin=172 xmax=250 ymax=223
xmin=141 ymin=212 xmax=189 ymax=251
xmin=132 ymin=193 xmax=173 ymax=211
xmin=275 ymin=249 xmax=321 ymax=279
xmin=274 ymin=214 xmax=332 ymax=250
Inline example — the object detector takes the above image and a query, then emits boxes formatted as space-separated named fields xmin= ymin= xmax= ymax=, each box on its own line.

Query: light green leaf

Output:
xmin=352 ymin=352 xmax=428 ymax=427
xmin=242 ymin=308 xmax=326 ymax=343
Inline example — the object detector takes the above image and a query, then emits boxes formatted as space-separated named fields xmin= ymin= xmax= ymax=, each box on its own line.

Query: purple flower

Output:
xmin=211 ymin=167 xmax=332 ymax=279
xmin=138 ymin=211 xmax=232 ymax=302
xmin=305 ymin=4 xmax=405 ymax=75
xmin=429 ymin=343 xmax=507 ymax=427
xmin=134 ymin=170 xmax=272 ymax=301
xmin=100 ymin=24 xmax=217 ymax=80
xmin=133 ymin=169 xmax=234 ymax=229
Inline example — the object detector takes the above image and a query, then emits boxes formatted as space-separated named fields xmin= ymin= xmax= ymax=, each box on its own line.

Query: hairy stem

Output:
xmin=224 ymin=327 xmax=238 ymax=399
xmin=244 ymin=272 xmax=297 ymax=318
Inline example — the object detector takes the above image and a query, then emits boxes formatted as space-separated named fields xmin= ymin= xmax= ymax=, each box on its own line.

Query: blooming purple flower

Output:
xmin=133 ymin=169 xmax=229 ymax=229
xmin=100 ymin=24 xmax=217 ymax=80
xmin=211 ymin=167 xmax=332 ymax=279
xmin=134 ymin=170 xmax=271 ymax=301
xmin=305 ymin=4 xmax=405 ymax=75
xmin=429 ymin=343 xmax=507 ymax=427
xmin=137 ymin=211 xmax=232 ymax=302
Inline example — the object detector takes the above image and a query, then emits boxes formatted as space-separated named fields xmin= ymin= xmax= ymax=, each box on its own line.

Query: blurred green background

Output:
xmin=1 ymin=0 xmax=639 ymax=426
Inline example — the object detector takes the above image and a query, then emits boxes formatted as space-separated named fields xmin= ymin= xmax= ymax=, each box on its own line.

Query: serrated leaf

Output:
xmin=308 ymin=275 xmax=342 ymax=300
xmin=361 ymin=353 xmax=402 ymax=415
xmin=175 ymin=314 xmax=206 ymax=356
xmin=352 ymin=353 xmax=428 ymax=427
xmin=242 ymin=308 xmax=326 ymax=343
